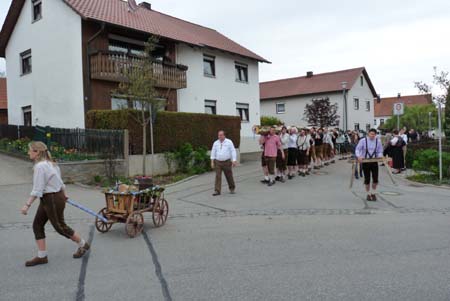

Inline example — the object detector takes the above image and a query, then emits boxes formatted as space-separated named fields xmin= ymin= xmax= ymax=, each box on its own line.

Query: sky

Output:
xmin=1 ymin=0 xmax=450 ymax=97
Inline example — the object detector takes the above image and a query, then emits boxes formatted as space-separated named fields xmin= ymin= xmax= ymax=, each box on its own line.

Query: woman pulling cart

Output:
xmin=21 ymin=141 xmax=90 ymax=267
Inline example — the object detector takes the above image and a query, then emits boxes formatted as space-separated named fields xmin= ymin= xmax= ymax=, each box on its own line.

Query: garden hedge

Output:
xmin=86 ymin=110 xmax=241 ymax=154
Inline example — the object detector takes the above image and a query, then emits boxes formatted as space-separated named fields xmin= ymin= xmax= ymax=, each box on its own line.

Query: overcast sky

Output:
xmin=1 ymin=0 xmax=450 ymax=97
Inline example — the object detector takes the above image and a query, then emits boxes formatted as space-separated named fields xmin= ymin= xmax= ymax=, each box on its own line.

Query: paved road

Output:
xmin=1 ymin=153 xmax=450 ymax=301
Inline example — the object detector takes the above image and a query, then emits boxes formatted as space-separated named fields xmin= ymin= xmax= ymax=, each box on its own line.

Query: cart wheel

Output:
xmin=95 ymin=208 xmax=112 ymax=233
xmin=152 ymin=198 xmax=169 ymax=227
xmin=125 ymin=212 xmax=144 ymax=238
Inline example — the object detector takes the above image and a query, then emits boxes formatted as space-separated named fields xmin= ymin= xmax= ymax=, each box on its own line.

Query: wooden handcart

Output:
xmin=95 ymin=186 xmax=169 ymax=238
xmin=348 ymin=157 xmax=397 ymax=189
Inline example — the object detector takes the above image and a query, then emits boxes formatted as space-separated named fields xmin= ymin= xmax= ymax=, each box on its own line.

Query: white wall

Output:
xmin=346 ymin=74 xmax=376 ymax=131
xmin=260 ymin=71 xmax=376 ymax=131
xmin=176 ymin=44 xmax=261 ymax=152
xmin=6 ymin=0 xmax=84 ymax=128
xmin=375 ymin=116 xmax=391 ymax=129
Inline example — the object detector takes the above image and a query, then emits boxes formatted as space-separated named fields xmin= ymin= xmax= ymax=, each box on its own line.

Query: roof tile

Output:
xmin=63 ymin=0 xmax=269 ymax=62
xmin=260 ymin=67 xmax=376 ymax=100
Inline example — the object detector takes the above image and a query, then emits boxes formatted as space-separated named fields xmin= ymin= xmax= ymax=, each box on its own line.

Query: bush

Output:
xmin=86 ymin=110 xmax=241 ymax=154
xmin=261 ymin=116 xmax=283 ymax=126
xmin=412 ymin=149 xmax=450 ymax=177
xmin=166 ymin=143 xmax=211 ymax=175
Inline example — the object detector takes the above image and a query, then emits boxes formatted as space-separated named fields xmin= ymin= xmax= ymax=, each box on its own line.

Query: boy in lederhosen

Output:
xmin=355 ymin=129 xmax=384 ymax=201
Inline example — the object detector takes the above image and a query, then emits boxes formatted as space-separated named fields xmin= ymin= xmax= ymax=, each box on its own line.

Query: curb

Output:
xmin=394 ymin=174 xmax=450 ymax=191
xmin=164 ymin=174 xmax=200 ymax=188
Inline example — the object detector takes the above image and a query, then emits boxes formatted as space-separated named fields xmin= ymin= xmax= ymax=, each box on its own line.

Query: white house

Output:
xmin=260 ymin=67 xmax=377 ymax=132
xmin=0 ymin=0 xmax=269 ymax=152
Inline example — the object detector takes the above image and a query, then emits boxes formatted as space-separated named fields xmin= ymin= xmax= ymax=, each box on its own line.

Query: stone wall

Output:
xmin=59 ymin=159 xmax=127 ymax=184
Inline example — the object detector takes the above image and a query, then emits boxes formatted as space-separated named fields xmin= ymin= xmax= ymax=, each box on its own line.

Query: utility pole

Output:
xmin=437 ymin=101 xmax=443 ymax=182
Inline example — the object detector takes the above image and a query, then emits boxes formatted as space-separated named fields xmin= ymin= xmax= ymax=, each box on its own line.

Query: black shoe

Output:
xmin=371 ymin=194 xmax=377 ymax=201
xmin=366 ymin=195 xmax=372 ymax=201
xmin=212 ymin=191 xmax=221 ymax=196
xmin=301 ymin=172 xmax=306 ymax=177
xmin=268 ymin=180 xmax=275 ymax=186
xmin=260 ymin=179 xmax=269 ymax=184
xmin=331 ymin=160 xmax=335 ymax=164
xmin=280 ymin=177 xmax=286 ymax=183
xmin=305 ymin=171 xmax=310 ymax=176
xmin=324 ymin=163 xmax=330 ymax=166
xmin=288 ymin=175 xmax=293 ymax=180
xmin=275 ymin=176 xmax=281 ymax=181
xmin=313 ymin=166 xmax=320 ymax=170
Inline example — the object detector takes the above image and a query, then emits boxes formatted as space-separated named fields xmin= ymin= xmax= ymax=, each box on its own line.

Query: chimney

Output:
xmin=397 ymin=93 xmax=401 ymax=99
xmin=139 ymin=2 xmax=152 ymax=10
xmin=306 ymin=71 xmax=313 ymax=78
xmin=376 ymin=94 xmax=381 ymax=103
xmin=128 ymin=0 xmax=138 ymax=12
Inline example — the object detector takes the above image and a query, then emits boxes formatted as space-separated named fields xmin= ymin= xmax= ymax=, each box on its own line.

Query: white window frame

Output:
xmin=354 ymin=98 xmax=359 ymax=110
xmin=235 ymin=62 xmax=248 ymax=83
xmin=32 ymin=0 xmax=42 ymax=23
xmin=236 ymin=103 xmax=250 ymax=123
xmin=203 ymin=54 xmax=216 ymax=78
xmin=111 ymin=97 xmax=129 ymax=110
xmin=20 ymin=49 xmax=32 ymax=75
xmin=204 ymin=100 xmax=217 ymax=115
xmin=276 ymin=103 xmax=286 ymax=114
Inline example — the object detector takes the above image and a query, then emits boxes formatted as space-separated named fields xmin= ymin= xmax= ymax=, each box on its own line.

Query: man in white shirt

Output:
xmin=210 ymin=130 xmax=237 ymax=196
xmin=400 ymin=128 xmax=408 ymax=168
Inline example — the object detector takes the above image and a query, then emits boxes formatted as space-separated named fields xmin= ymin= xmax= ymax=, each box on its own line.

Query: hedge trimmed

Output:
xmin=86 ymin=110 xmax=241 ymax=154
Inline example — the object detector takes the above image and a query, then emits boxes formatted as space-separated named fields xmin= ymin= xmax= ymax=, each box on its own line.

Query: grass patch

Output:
xmin=407 ymin=174 xmax=450 ymax=186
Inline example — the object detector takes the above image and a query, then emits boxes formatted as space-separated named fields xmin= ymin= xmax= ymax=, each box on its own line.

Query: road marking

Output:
xmin=142 ymin=231 xmax=172 ymax=301
xmin=76 ymin=224 xmax=95 ymax=301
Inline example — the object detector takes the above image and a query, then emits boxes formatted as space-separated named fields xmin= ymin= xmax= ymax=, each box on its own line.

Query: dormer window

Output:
xmin=32 ymin=0 xmax=42 ymax=22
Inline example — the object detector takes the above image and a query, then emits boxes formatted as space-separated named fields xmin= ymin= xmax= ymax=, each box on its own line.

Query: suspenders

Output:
xmin=364 ymin=138 xmax=378 ymax=159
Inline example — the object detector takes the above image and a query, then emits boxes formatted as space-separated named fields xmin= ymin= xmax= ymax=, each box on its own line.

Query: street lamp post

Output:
xmin=428 ymin=111 xmax=432 ymax=134
xmin=341 ymin=82 xmax=348 ymax=131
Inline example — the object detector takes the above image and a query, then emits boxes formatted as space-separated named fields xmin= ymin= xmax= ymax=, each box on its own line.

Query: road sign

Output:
xmin=393 ymin=103 xmax=404 ymax=115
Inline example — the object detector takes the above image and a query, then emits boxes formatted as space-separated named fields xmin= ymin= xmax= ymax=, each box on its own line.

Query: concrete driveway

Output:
xmin=1 ymin=153 xmax=450 ymax=301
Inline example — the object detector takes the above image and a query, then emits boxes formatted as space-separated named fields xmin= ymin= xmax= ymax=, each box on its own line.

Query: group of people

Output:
xmin=259 ymin=126 xmax=340 ymax=186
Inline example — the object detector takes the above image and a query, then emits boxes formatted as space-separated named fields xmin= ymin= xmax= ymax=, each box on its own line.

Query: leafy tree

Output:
xmin=415 ymin=67 xmax=449 ymax=136
xmin=303 ymin=97 xmax=339 ymax=128
xmin=381 ymin=104 xmax=438 ymax=132
xmin=260 ymin=116 xmax=283 ymax=126
xmin=114 ymin=36 xmax=166 ymax=175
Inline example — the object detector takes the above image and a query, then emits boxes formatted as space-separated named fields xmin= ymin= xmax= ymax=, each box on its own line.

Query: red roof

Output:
xmin=260 ymin=67 xmax=377 ymax=100
xmin=0 ymin=0 xmax=269 ymax=63
xmin=374 ymin=94 xmax=433 ymax=117
xmin=0 ymin=78 xmax=7 ymax=110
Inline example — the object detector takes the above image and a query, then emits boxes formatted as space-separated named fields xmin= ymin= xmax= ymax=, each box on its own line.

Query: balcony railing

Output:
xmin=90 ymin=51 xmax=188 ymax=89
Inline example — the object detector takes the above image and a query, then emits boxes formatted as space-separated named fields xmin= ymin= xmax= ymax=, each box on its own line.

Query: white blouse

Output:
xmin=30 ymin=161 xmax=66 ymax=198
xmin=288 ymin=134 xmax=298 ymax=148
xmin=280 ymin=133 xmax=290 ymax=150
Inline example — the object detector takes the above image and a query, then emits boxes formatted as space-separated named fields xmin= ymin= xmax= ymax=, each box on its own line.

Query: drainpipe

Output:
xmin=85 ymin=22 xmax=105 ymax=118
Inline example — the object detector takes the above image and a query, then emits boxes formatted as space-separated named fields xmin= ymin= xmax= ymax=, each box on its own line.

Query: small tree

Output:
xmin=303 ymin=97 xmax=339 ymax=128
xmin=382 ymin=104 xmax=438 ymax=133
xmin=115 ymin=36 xmax=166 ymax=175
xmin=415 ymin=67 xmax=449 ymax=137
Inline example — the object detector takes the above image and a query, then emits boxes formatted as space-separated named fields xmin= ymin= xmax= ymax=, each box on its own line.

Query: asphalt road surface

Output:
xmin=1 ymin=153 xmax=450 ymax=301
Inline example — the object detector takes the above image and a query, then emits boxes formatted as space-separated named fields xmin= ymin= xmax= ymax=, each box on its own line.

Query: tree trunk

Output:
xmin=142 ymin=109 xmax=147 ymax=176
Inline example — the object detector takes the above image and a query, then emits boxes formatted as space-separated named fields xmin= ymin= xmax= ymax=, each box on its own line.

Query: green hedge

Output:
xmin=86 ymin=110 xmax=241 ymax=154
xmin=412 ymin=149 xmax=450 ymax=178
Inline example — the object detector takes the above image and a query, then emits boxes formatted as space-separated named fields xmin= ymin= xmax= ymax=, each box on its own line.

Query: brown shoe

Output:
xmin=371 ymin=194 xmax=377 ymax=201
xmin=73 ymin=242 xmax=90 ymax=259
xmin=25 ymin=256 xmax=48 ymax=267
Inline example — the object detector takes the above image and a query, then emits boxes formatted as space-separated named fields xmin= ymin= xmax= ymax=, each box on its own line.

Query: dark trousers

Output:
xmin=33 ymin=190 xmax=75 ymax=240
xmin=214 ymin=160 xmax=236 ymax=193
xmin=265 ymin=157 xmax=277 ymax=175
xmin=362 ymin=162 xmax=379 ymax=185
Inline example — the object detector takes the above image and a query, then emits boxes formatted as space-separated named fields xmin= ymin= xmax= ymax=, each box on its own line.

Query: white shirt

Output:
xmin=280 ymin=133 xmax=290 ymax=150
xmin=401 ymin=134 xmax=408 ymax=145
xmin=297 ymin=135 xmax=310 ymax=150
xmin=288 ymin=134 xmax=298 ymax=148
xmin=210 ymin=138 xmax=237 ymax=162
xmin=31 ymin=161 xmax=66 ymax=198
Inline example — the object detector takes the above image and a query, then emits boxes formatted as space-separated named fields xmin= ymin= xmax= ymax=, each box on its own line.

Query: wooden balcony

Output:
xmin=90 ymin=51 xmax=188 ymax=90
